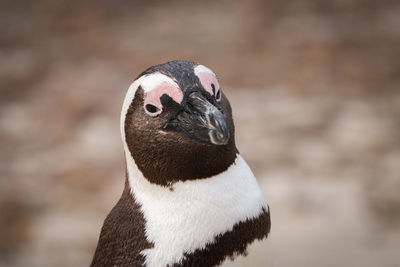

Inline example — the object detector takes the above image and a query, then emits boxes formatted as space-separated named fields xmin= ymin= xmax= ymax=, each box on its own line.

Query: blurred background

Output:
xmin=1 ymin=0 xmax=399 ymax=266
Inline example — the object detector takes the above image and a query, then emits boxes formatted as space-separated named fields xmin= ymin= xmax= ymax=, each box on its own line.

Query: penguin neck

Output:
xmin=123 ymin=147 xmax=269 ymax=267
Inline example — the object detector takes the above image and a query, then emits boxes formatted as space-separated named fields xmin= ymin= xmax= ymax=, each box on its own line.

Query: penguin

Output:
xmin=91 ymin=60 xmax=271 ymax=267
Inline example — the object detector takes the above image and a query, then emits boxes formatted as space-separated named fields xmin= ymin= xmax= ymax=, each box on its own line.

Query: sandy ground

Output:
xmin=1 ymin=1 xmax=400 ymax=266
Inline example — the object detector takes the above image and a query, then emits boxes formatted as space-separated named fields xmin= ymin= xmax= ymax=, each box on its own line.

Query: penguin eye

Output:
xmin=211 ymin=83 xmax=221 ymax=102
xmin=145 ymin=103 xmax=161 ymax=116
xmin=142 ymin=81 xmax=183 ymax=117
xmin=195 ymin=68 xmax=221 ymax=101
xmin=215 ymin=88 xmax=221 ymax=102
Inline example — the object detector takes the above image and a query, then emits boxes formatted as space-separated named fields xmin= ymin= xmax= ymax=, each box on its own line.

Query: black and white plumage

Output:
xmin=91 ymin=60 xmax=271 ymax=267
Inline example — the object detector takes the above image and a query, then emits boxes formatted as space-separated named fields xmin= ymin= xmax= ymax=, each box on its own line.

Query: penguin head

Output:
xmin=121 ymin=60 xmax=237 ymax=186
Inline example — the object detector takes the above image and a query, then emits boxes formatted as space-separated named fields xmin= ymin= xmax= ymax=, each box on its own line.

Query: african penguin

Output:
xmin=91 ymin=60 xmax=271 ymax=267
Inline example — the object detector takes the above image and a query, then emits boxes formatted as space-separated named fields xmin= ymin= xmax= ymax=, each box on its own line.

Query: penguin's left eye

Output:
xmin=142 ymin=81 xmax=183 ymax=117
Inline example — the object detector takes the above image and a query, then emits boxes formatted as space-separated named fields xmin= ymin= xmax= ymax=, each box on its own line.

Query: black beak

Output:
xmin=163 ymin=91 xmax=230 ymax=145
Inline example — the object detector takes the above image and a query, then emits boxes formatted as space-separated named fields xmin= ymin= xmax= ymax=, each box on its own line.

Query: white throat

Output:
xmin=124 ymin=148 xmax=268 ymax=266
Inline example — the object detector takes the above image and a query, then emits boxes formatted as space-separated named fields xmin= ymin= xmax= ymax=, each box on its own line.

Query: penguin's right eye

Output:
xmin=145 ymin=103 xmax=161 ymax=116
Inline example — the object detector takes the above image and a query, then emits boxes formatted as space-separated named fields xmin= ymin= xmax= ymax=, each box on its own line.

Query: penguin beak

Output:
xmin=164 ymin=91 xmax=230 ymax=145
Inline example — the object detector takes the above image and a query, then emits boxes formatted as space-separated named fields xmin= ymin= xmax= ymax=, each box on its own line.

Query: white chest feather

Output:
xmin=125 ymin=152 xmax=268 ymax=267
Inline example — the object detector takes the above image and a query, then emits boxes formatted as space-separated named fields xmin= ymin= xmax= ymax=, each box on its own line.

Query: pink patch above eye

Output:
xmin=144 ymin=82 xmax=183 ymax=109
xmin=198 ymin=72 xmax=220 ymax=95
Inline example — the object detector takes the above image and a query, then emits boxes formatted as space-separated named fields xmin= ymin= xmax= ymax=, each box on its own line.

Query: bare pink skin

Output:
xmin=197 ymin=72 xmax=220 ymax=96
xmin=144 ymin=82 xmax=183 ymax=111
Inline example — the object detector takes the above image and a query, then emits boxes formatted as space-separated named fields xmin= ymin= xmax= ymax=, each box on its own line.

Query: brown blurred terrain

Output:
xmin=0 ymin=1 xmax=399 ymax=266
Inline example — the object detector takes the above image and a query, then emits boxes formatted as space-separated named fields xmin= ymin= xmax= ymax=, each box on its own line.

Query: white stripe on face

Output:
xmin=194 ymin=64 xmax=215 ymax=77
